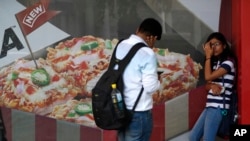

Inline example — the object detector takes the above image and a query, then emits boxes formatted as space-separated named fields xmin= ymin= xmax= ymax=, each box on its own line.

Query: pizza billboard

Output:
xmin=0 ymin=0 xmax=221 ymax=133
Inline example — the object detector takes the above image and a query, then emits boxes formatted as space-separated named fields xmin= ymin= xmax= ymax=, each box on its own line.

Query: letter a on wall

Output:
xmin=0 ymin=27 xmax=24 ymax=58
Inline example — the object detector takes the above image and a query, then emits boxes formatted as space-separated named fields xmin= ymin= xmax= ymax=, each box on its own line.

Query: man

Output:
xmin=116 ymin=18 xmax=162 ymax=141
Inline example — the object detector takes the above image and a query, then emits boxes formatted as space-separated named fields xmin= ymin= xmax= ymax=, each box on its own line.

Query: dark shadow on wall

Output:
xmin=0 ymin=109 xmax=7 ymax=141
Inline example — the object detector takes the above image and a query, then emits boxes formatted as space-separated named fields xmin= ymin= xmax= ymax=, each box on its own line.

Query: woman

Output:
xmin=189 ymin=32 xmax=236 ymax=141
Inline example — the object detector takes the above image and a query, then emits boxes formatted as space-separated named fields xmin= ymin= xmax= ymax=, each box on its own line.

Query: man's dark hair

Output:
xmin=138 ymin=18 xmax=162 ymax=40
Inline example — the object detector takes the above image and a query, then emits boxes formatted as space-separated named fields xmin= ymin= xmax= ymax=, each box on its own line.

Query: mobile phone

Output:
xmin=157 ymin=68 xmax=164 ymax=75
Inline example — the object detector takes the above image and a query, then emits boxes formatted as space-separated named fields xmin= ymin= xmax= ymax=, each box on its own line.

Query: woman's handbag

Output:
xmin=217 ymin=77 xmax=238 ymax=139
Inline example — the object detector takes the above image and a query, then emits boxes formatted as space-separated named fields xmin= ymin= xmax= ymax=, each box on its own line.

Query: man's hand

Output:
xmin=146 ymin=35 xmax=157 ymax=48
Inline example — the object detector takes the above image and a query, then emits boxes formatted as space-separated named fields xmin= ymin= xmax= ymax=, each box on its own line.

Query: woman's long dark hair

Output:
xmin=205 ymin=32 xmax=236 ymax=65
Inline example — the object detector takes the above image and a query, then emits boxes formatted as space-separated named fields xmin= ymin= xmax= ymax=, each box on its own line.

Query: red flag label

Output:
xmin=23 ymin=4 xmax=46 ymax=28
xmin=15 ymin=0 xmax=60 ymax=35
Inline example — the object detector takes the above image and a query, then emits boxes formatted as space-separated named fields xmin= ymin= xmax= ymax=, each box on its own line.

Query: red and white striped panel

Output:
xmin=1 ymin=107 xmax=117 ymax=141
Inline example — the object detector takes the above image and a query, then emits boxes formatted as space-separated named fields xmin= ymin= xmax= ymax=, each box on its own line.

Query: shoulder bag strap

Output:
xmin=221 ymin=76 xmax=227 ymax=116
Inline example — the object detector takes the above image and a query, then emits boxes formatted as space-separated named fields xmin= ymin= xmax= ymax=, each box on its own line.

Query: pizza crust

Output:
xmin=48 ymin=98 xmax=95 ymax=127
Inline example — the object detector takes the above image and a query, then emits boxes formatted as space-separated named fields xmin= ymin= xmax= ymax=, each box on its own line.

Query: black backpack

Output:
xmin=91 ymin=41 xmax=146 ymax=130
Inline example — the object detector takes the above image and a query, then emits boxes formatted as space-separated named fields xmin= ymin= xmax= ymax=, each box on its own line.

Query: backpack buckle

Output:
xmin=221 ymin=109 xmax=228 ymax=116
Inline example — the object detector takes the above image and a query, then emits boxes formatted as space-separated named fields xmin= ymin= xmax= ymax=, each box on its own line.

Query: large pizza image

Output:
xmin=45 ymin=35 xmax=119 ymax=97
xmin=0 ymin=35 xmax=202 ymax=127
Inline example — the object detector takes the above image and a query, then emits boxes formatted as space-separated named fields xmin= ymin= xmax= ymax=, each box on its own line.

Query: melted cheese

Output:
xmin=24 ymin=77 xmax=68 ymax=103
xmin=54 ymin=48 xmax=70 ymax=58
xmin=70 ymin=40 xmax=84 ymax=55
xmin=24 ymin=90 xmax=48 ymax=103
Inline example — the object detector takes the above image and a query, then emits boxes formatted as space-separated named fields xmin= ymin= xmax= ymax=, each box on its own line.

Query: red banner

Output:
xmin=15 ymin=0 xmax=60 ymax=36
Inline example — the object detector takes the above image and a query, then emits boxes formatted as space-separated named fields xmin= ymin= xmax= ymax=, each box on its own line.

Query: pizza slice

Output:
xmin=153 ymin=48 xmax=202 ymax=103
xmin=46 ymin=35 xmax=118 ymax=97
xmin=0 ymin=58 xmax=78 ymax=115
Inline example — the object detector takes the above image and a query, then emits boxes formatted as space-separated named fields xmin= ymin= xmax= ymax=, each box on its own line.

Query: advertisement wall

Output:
xmin=0 ymin=0 xmax=224 ymax=140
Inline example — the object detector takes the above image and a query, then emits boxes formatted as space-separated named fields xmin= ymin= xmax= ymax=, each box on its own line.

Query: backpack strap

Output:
xmin=132 ymin=86 xmax=144 ymax=112
xmin=110 ymin=41 xmax=147 ymax=112
xmin=118 ymin=42 xmax=147 ymax=71
xmin=108 ymin=39 xmax=124 ymax=70
xmin=109 ymin=41 xmax=147 ymax=71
